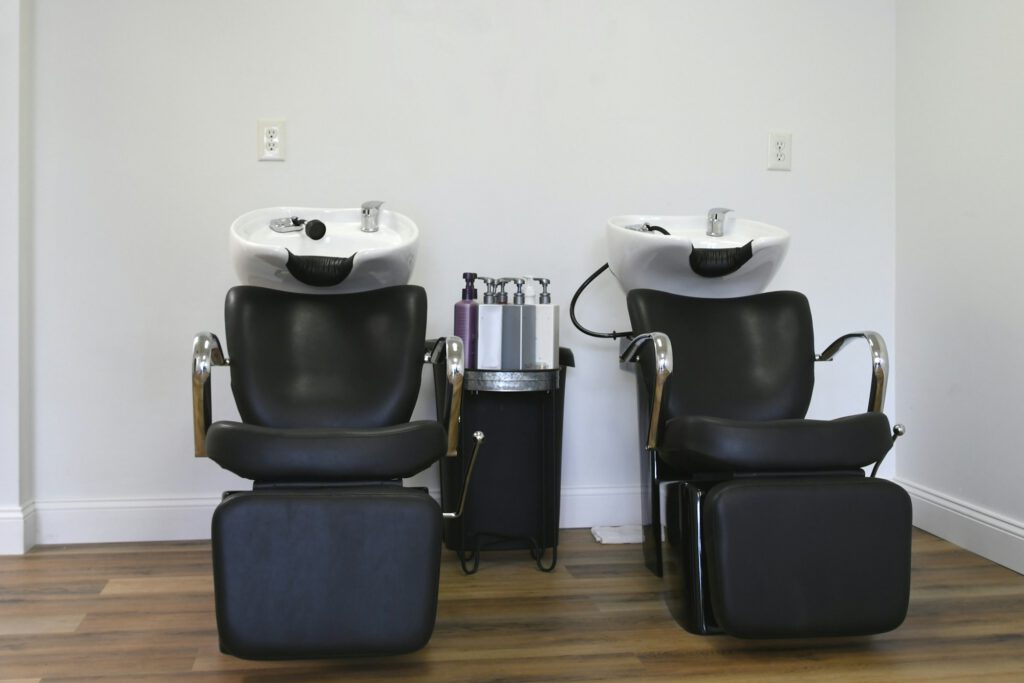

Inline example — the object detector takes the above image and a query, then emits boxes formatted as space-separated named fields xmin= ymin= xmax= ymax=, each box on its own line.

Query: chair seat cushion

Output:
xmin=659 ymin=412 xmax=892 ymax=474
xmin=206 ymin=420 xmax=446 ymax=483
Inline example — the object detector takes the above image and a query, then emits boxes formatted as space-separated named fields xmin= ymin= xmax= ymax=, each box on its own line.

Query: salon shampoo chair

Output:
xmin=191 ymin=285 xmax=475 ymax=659
xmin=622 ymin=289 xmax=909 ymax=638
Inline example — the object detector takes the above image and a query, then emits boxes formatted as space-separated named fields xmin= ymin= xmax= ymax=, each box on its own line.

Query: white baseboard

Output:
xmin=0 ymin=504 xmax=27 ymax=555
xmin=32 ymin=496 xmax=221 ymax=547
xmin=22 ymin=500 xmax=37 ymax=550
xmin=13 ymin=485 xmax=643 ymax=551
xmin=559 ymin=485 xmax=641 ymax=529
xmin=896 ymin=477 xmax=1024 ymax=575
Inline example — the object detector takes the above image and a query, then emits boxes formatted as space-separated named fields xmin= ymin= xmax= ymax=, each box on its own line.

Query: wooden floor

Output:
xmin=1 ymin=528 xmax=1023 ymax=682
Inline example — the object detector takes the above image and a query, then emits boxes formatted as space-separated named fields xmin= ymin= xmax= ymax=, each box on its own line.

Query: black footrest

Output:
xmin=703 ymin=477 xmax=912 ymax=638
xmin=212 ymin=488 xmax=441 ymax=659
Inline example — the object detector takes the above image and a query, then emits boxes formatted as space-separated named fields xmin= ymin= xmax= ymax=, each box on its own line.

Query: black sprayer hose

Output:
xmin=571 ymin=228 xmax=670 ymax=339
xmin=569 ymin=263 xmax=634 ymax=339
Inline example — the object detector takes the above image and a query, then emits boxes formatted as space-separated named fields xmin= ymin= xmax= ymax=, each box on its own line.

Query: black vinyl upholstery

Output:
xmin=206 ymin=285 xmax=446 ymax=659
xmin=213 ymin=489 xmax=442 ymax=659
xmin=704 ymin=477 xmax=912 ymax=638
xmin=225 ymin=285 xmax=426 ymax=429
xmin=627 ymin=289 xmax=815 ymax=422
xmin=660 ymin=412 xmax=893 ymax=474
xmin=625 ymin=289 xmax=910 ymax=638
xmin=206 ymin=420 xmax=445 ymax=483
xmin=209 ymin=285 xmax=440 ymax=485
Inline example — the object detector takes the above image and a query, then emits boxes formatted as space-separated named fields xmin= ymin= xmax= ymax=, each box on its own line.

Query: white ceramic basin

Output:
xmin=606 ymin=214 xmax=789 ymax=298
xmin=230 ymin=206 xmax=418 ymax=293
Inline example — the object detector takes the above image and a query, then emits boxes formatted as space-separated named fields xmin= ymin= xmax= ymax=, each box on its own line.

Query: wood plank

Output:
xmin=0 ymin=614 xmax=83 ymax=636
xmin=100 ymin=575 xmax=212 ymax=596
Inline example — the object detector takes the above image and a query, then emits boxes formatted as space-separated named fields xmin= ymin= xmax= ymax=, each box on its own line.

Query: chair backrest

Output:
xmin=627 ymin=289 xmax=815 ymax=422
xmin=224 ymin=285 xmax=427 ymax=429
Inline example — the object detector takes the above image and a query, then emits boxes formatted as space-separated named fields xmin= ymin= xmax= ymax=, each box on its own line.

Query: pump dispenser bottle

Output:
xmin=501 ymin=278 xmax=526 ymax=370
xmin=529 ymin=277 xmax=559 ymax=369
xmin=477 ymin=277 xmax=503 ymax=370
xmin=454 ymin=273 xmax=479 ymax=369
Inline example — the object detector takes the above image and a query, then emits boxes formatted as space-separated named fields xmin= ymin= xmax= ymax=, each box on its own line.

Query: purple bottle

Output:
xmin=454 ymin=272 xmax=479 ymax=369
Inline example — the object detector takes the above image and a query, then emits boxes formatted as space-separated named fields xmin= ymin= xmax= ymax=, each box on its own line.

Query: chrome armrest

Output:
xmin=425 ymin=336 xmax=465 ymax=456
xmin=191 ymin=332 xmax=229 ymax=457
xmin=816 ymin=331 xmax=889 ymax=413
xmin=620 ymin=332 xmax=673 ymax=449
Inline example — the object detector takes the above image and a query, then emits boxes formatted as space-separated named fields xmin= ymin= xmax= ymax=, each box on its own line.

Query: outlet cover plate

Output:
xmin=767 ymin=131 xmax=792 ymax=171
xmin=258 ymin=119 xmax=286 ymax=161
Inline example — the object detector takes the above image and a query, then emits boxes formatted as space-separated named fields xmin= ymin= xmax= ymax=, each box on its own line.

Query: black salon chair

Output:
xmin=191 ymin=285 xmax=477 ymax=659
xmin=622 ymin=289 xmax=909 ymax=638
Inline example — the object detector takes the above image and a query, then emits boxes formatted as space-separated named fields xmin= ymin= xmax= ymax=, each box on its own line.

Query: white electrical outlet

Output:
xmin=767 ymin=131 xmax=792 ymax=171
xmin=258 ymin=119 xmax=286 ymax=161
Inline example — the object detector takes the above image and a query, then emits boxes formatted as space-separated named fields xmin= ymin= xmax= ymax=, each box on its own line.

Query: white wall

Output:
xmin=0 ymin=0 xmax=32 ymax=554
xmin=0 ymin=0 xmax=23 ymax=553
xmin=11 ymin=0 xmax=897 ymax=547
xmin=895 ymin=1 xmax=1024 ymax=573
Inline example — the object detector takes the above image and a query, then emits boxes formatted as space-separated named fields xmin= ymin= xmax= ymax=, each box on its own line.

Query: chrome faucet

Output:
xmin=361 ymin=200 xmax=384 ymax=232
xmin=706 ymin=207 xmax=733 ymax=237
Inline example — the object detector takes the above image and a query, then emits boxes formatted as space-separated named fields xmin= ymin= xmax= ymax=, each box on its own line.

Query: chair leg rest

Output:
xmin=212 ymin=487 xmax=441 ymax=659
xmin=704 ymin=476 xmax=912 ymax=638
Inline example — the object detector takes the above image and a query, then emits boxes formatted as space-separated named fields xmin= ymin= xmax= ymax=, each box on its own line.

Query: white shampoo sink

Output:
xmin=229 ymin=205 xmax=418 ymax=293
xmin=606 ymin=214 xmax=789 ymax=297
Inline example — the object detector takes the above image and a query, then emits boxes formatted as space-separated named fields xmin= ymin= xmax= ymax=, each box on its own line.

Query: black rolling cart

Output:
xmin=432 ymin=348 xmax=574 ymax=573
